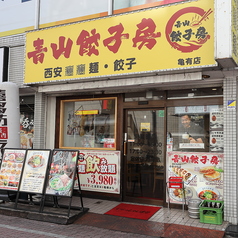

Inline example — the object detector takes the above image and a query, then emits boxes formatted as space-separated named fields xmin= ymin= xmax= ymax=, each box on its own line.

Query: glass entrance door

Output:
xmin=124 ymin=109 xmax=165 ymax=204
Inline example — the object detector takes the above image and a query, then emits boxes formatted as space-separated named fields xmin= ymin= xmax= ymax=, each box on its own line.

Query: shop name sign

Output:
xmin=24 ymin=0 xmax=216 ymax=84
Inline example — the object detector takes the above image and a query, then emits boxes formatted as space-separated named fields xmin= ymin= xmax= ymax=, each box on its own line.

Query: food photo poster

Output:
xmin=45 ymin=150 xmax=78 ymax=197
xmin=167 ymin=151 xmax=224 ymax=204
xmin=0 ymin=149 xmax=26 ymax=191
xmin=209 ymin=108 xmax=224 ymax=152
xmin=19 ymin=149 xmax=51 ymax=194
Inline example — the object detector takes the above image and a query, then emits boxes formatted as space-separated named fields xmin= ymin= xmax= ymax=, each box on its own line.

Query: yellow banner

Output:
xmin=75 ymin=110 xmax=99 ymax=115
xmin=25 ymin=0 xmax=215 ymax=84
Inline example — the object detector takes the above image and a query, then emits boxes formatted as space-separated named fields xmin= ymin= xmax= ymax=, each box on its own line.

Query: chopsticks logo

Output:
xmin=166 ymin=7 xmax=213 ymax=53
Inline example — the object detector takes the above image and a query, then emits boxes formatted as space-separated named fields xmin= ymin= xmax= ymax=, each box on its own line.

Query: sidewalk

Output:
xmin=65 ymin=196 xmax=230 ymax=238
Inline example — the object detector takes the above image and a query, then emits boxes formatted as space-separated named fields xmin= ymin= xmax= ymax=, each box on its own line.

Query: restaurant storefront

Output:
xmin=25 ymin=0 xmax=231 ymax=211
xmin=1 ymin=0 xmax=237 ymax=224
xmin=52 ymin=86 xmax=223 ymax=206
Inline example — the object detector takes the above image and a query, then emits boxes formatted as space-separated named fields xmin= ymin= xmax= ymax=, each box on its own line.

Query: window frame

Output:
xmin=59 ymin=97 xmax=118 ymax=150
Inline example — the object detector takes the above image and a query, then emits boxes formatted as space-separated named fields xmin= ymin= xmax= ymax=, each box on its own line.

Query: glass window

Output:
xmin=20 ymin=96 xmax=35 ymax=149
xmin=167 ymin=87 xmax=223 ymax=99
xmin=113 ymin=0 xmax=187 ymax=13
xmin=60 ymin=98 xmax=117 ymax=150
xmin=124 ymin=90 xmax=165 ymax=102
xmin=167 ymin=105 xmax=223 ymax=153
xmin=114 ymin=0 xmax=130 ymax=10
xmin=39 ymin=0 xmax=108 ymax=26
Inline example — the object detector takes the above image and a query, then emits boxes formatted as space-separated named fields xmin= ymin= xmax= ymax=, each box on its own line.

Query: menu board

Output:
xmin=0 ymin=149 xmax=26 ymax=191
xmin=19 ymin=150 xmax=51 ymax=194
xmin=167 ymin=151 xmax=224 ymax=204
xmin=45 ymin=150 xmax=78 ymax=197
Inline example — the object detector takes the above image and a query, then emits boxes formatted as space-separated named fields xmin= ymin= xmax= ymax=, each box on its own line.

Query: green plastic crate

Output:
xmin=199 ymin=200 xmax=224 ymax=225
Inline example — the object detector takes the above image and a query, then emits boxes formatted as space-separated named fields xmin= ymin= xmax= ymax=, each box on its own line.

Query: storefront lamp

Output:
xmin=202 ymin=74 xmax=210 ymax=79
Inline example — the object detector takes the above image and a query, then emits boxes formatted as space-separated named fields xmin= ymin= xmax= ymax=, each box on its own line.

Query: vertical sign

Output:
xmin=0 ymin=83 xmax=20 ymax=152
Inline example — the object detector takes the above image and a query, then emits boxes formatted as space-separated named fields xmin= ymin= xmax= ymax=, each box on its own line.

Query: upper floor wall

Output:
xmin=0 ymin=0 xmax=187 ymax=37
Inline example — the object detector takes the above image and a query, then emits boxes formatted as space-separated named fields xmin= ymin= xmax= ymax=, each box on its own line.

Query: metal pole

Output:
xmin=182 ymin=181 xmax=185 ymax=218
xmin=167 ymin=182 xmax=170 ymax=218
xmin=34 ymin=0 xmax=41 ymax=29
xmin=108 ymin=0 xmax=113 ymax=15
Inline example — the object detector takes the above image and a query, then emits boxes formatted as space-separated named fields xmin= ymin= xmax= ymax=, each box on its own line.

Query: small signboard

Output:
xmin=0 ymin=127 xmax=8 ymax=139
xmin=227 ymin=100 xmax=236 ymax=109
xmin=19 ymin=149 xmax=51 ymax=194
xmin=140 ymin=123 xmax=150 ymax=132
xmin=0 ymin=148 xmax=26 ymax=191
xmin=77 ymin=150 xmax=120 ymax=194
xmin=168 ymin=177 xmax=183 ymax=189
xmin=45 ymin=150 xmax=78 ymax=197
xmin=210 ymin=108 xmax=223 ymax=129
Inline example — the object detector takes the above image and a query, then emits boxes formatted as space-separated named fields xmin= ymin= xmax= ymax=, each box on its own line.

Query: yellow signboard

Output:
xmin=25 ymin=0 xmax=215 ymax=84
xmin=75 ymin=110 xmax=99 ymax=115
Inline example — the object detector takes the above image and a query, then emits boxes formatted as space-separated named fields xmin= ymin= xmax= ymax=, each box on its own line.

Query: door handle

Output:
xmin=123 ymin=141 xmax=127 ymax=156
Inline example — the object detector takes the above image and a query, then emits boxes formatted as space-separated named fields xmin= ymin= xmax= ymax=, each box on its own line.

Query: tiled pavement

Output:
xmin=79 ymin=197 xmax=226 ymax=228
xmin=0 ymin=213 xmax=150 ymax=238
xmin=0 ymin=196 xmax=233 ymax=238
xmin=66 ymin=196 xmax=231 ymax=237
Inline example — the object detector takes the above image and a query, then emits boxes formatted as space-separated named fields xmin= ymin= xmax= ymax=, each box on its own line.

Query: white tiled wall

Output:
xmin=34 ymin=92 xmax=47 ymax=149
xmin=223 ymin=77 xmax=238 ymax=224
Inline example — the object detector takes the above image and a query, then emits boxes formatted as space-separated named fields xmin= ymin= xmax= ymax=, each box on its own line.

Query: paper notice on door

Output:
xmin=140 ymin=123 xmax=150 ymax=132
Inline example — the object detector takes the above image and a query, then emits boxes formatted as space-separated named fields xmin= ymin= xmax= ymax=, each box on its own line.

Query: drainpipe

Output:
xmin=34 ymin=0 xmax=41 ymax=29
xmin=108 ymin=0 xmax=113 ymax=15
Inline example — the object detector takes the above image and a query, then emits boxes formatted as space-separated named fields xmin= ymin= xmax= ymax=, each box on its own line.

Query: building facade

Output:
xmin=0 ymin=0 xmax=238 ymax=224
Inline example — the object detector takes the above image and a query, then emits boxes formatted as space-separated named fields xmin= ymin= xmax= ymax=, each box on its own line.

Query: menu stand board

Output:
xmin=0 ymin=149 xmax=26 ymax=201
xmin=15 ymin=149 xmax=51 ymax=210
xmin=43 ymin=149 xmax=80 ymax=216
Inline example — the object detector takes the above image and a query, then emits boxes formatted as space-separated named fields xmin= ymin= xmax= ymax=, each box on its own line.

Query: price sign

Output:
xmin=76 ymin=150 xmax=120 ymax=194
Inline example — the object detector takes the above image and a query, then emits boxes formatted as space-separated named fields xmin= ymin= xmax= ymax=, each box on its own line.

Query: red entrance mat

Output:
xmin=104 ymin=203 xmax=161 ymax=220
